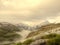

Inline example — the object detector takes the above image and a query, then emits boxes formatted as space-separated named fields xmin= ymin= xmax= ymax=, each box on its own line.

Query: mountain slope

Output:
xmin=0 ymin=22 xmax=21 ymax=45
xmin=16 ymin=23 xmax=33 ymax=30
xmin=13 ymin=23 xmax=60 ymax=45
xmin=27 ymin=23 xmax=60 ymax=38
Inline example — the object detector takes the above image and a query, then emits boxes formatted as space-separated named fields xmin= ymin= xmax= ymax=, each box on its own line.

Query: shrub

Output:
xmin=16 ymin=42 xmax=22 ymax=45
xmin=46 ymin=34 xmax=60 ymax=45
xmin=23 ymin=39 xmax=34 ymax=45
xmin=41 ymin=33 xmax=57 ymax=39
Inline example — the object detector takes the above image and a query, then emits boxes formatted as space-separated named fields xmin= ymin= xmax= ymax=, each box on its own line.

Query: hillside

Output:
xmin=27 ymin=23 xmax=60 ymax=38
xmin=15 ymin=23 xmax=60 ymax=45
xmin=0 ymin=22 xmax=21 ymax=45
xmin=0 ymin=22 xmax=60 ymax=45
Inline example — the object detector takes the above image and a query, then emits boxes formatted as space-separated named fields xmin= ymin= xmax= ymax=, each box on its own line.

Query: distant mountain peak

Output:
xmin=40 ymin=20 xmax=50 ymax=25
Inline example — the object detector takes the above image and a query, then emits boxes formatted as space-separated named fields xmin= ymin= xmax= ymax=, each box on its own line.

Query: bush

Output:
xmin=41 ymin=33 xmax=57 ymax=39
xmin=16 ymin=42 xmax=22 ymax=45
xmin=23 ymin=39 xmax=34 ymax=45
xmin=46 ymin=34 xmax=60 ymax=45
xmin=15 ymin=39 xmax=34 ymax=45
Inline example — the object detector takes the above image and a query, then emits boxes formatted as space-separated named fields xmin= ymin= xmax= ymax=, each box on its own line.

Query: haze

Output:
xmin=0 ymin=0 xmax=60 ymax=26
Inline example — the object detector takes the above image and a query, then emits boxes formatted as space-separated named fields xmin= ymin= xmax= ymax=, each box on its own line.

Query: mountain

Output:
xmin=15 ymin=21 xmax=51 ymax=31
xmin=16 ymin=23 xmax=33 ymax=30
xmin=15 ymin=23 xmax=60 ymax=45
xmin=38 ymin=21 xmax=50 ymax=26
xmin=0 ymin=22 xmax=60 ymax=45
xmin=0 ymin=22 xmax=20 ymax=31
xmin=0 ymin=22 xmax=21 ymax=45
xmin=27 ymin=23 xmax=60 ymax=38
xmin=33 ymin=21 xmax=50 ymax=30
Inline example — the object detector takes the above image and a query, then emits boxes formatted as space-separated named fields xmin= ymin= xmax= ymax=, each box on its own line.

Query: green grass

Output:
xmin=40 ymin=33 xmax=60 ymax=45
xmin=46 ymin=35 xmax=60 ymax=45
xmin=15 ymin=39 xmax=34 ymax=45
xmin=40 ymin=33 xmax=57 ymax=39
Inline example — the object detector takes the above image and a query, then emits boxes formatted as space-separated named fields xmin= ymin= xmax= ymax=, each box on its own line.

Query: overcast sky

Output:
xmin=0 ymin=0 xmax=60 ymax=25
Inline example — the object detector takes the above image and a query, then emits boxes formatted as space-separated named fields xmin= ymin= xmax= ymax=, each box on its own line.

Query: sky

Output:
xmin=0 ymin=0 xmax=60 ymax=25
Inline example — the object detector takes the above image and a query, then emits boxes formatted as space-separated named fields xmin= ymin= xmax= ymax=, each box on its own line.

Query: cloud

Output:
xmin=0 ymin=0 xmax=60 ymax=25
